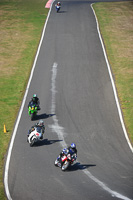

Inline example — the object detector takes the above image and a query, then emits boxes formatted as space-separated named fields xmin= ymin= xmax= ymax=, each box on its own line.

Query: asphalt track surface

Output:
xmin=5 ymin=1 xmax=133 ymax=200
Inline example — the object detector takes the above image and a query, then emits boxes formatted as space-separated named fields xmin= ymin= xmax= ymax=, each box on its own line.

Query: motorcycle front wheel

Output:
xmin=30 ymin=138 xmax=36 ymax=147
xmin=61 ymin=161 xmax=70 ymax=171
xmin=54 ymin=159 xmax=59 ymax=167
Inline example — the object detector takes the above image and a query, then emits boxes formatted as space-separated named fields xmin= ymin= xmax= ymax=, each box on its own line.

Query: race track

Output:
xmin=5 ymin=0 xmax=133 ymax=200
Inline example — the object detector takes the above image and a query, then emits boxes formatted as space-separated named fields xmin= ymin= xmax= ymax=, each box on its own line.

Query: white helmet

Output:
xmin=38 ymin=120 xmax=44 ymax=126
xmin=33 ymin=94 xmax=37 ymax=98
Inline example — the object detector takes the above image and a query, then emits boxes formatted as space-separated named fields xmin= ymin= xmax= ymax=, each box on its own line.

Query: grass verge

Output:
xmin=0 ymin=0 xmax=48 ymax=199
xmin=93 ymin=1 xmax=133 ymax=143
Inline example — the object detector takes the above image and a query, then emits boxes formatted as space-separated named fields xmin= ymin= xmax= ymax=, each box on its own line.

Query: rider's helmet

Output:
xmin=33 ymin=94 xmax=37 ymax=101
xmin=70 ymin=143 xmax=76 ymax=149
xmin=38 ymin=119 xmax=44 ymax=126
xmin=33 ymin=94 xmax=37 ymax=98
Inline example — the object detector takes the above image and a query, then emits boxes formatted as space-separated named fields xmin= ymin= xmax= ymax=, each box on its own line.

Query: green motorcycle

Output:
xmin=28 ymin=101 xmax=38 ymax=120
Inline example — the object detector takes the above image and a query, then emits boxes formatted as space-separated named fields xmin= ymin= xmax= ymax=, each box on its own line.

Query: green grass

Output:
xmin=93 ymin=1 xmax=133 ymax=143
xmin=0 ymin=0 xmax=48 ymax=199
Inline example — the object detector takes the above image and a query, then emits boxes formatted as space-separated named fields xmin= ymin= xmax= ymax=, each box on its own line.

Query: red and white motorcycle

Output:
xmin=27 ymin=126 xmax=42 ymax=147
xmin=54 ymin=152 xmax=77 ymax=171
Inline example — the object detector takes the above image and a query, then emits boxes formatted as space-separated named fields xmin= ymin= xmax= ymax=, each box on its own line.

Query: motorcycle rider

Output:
xmin=28 ymin=94 xmax=40 ymax=110
xmin=56 ymin=1 xmax=61 ymax=6
xmin=27 ymin=119 xmax=45 ymax=140
xmin=55 ymin=1 xmax=61 ymax=11
xmin=57 ymin=143 xmax=77 ymax=166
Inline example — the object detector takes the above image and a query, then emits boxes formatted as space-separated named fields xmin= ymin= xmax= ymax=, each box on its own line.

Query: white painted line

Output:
xmin=4 ymin=4 xmax=54 ymax=200
xmin=84 ymin=170 xmax=131 ymax=200
xmin=50 ymin=63 xmax=131 ymax=200
xmin=49 ymin=62 xmax=67 ymax=147
xmin=91 ymin=3 xmax=133 ymax=153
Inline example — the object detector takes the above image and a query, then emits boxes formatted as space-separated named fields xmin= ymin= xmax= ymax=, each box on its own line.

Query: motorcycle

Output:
xmin=28 ymin=101 xmax=38 ymax=120
xmin=27 ymin=126 xmax=43 ymax=147
xmin=55 ymin=5 xmax=61 ymax=13
xmin=54 ymin=152 xmax=77 ymax=171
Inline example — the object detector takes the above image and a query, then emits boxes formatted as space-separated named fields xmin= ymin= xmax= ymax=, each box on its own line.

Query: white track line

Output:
xmin=4 ymin=4 xmax=54 ymax=200
xmin=50 ymin=63 xmax=131 ymax=200
xmin=49 ymin=62 xmax=67 ymax=148
xmin=91 ymin=3 xmax=133 ymax=153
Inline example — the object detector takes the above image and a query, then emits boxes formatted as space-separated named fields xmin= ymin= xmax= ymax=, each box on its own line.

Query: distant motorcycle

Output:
xmin=27 ymin=127 xmax=42 ymax=147
xmin=55 ymin=5 xmax=61 ymax=13
xmin=28 ymin=101 xmax=38 ymax=120
xmin=54 ymin=153 xmax=77 ymax=171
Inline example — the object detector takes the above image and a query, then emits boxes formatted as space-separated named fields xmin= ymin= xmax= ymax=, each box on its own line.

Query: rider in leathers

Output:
xmin=57 ymin=143 xmax=77 ymax=166
xmin=27 ymin=119 xmax=45 ymax=140
xmin=28 ymin=94 xmax=40 ymax=110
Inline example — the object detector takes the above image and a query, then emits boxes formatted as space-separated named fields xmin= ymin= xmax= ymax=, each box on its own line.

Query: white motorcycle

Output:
xmin=27 ymin=126 xmax=43 ymax=147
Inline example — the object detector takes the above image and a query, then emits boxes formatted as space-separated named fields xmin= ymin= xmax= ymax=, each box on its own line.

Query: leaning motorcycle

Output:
xmin=27 ymin=127 xmax=42 ymax=147
xmin=54 ymin=153 xmax=77 ymax=171
xmin=28 ymin=101 xmax=38 ymax=120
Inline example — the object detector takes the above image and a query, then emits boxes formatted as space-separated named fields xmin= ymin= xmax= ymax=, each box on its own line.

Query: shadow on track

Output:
xmin=32 ymin=113 xmax=55 ymax=121
xmin=68 ymin=162 xmax=96 ymax=172
xmin=58 ymin=11 xmax=67 ymax=13
xmin=34 ymin=139 xmax=62 ymax=147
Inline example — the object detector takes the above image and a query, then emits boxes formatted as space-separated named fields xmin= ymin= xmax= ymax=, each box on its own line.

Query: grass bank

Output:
xmin=0 ymin=0 xmax=48 ymax=199
xmin=93 ymin=1 xmax=133 ymax=143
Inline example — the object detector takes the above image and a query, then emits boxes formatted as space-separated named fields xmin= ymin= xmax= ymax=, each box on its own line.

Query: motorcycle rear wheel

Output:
xmin=31 ymin=113 xmax=34 ymax=121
